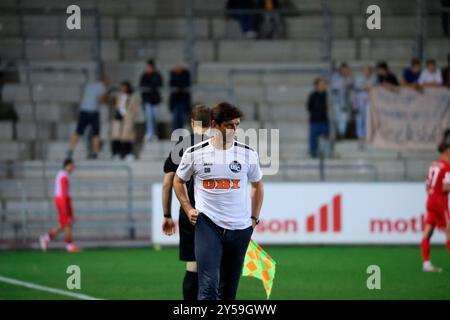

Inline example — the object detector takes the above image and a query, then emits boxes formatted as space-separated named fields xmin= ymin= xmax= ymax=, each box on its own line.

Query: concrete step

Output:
xmin=286 ymin=17 xmax=350 ymax=39
xmin=3 ymin=83 xmax=82 ymax=103
xmin=14 ymin=103 xmax=77 ymax=122
xmin=121 ymin=40 xmax=214 ymax=63
xmin=0 ymin=142 xmax=30 ymax=161
xmin=354 ymin=16 xmax=443 ymax=38
xmin=0 ymin=121 xmax=14 ymax=140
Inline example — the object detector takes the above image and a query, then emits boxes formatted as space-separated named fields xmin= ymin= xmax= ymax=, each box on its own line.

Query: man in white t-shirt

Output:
xmin=173 ymin=102 xmax=264 ymax=300
xmin=418 ymin=59 xmax=443 ymax=87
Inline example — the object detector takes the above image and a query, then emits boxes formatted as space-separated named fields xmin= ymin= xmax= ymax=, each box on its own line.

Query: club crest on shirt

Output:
xmin=229 ymin=160 xmax=242 ymax=173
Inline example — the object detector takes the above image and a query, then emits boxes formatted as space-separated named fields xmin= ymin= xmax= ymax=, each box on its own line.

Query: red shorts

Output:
xmin=54 ymin=197 xmax=74 ymax=226
xmin=425 ymin=208 xmax=450 ymax=230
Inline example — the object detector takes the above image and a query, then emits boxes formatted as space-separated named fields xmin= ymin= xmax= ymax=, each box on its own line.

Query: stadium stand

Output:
xmin=0 ymin=0 xmax=447 ymax=247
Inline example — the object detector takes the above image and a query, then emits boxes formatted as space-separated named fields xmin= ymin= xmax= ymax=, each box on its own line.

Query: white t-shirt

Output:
xmin=176 ymin=138 xmax=263 ymax=230
xmin=118 ymin=93 xmax=128 ymax=116
xmin=54 ymin=170 xmax=70 ymax=198
xmin=418 ymin=69 xmax=443 ymax=85
xmin=79 ymin=81 xmax=106 ymax=113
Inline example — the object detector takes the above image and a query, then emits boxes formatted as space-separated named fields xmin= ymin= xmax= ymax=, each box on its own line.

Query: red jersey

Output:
xmin=53 ymin=169 xmax=73 ymax=226
xmin=54 ymin=170 xmax=70 ymax=199
xmin=426 ymin=159 xmax=450 ymax=213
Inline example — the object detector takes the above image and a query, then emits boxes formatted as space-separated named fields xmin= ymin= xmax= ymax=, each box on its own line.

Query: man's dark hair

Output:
xmin=438 ymin=129 xmax=450 ymax=153
xmin=426 ymin=59 xmax=436 ymax=66
xmin=411 ymin=58 xmax=421 ymax=66
xmin=121 ymin=80 xmax=134 ymax=94
xmin=447 ymin=53 xmax=450 ymax=63
xmin=147 ymin=59 xmax=155 ymax=67
xmin=211 ymin=102 xmax=243 ymax=126
xmin=191 ymin=104 xmax=211 ymax=128
xmin=377 ymin=61 xmax=388 ymax=70
xmin=63 ymin=158 xmax=73 ymax=168
xmin=314 ymin=77 xmax=325 ymax=87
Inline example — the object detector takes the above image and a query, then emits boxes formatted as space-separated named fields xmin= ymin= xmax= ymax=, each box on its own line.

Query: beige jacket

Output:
xmin=111 ymin=94 xmax=139 ymax=142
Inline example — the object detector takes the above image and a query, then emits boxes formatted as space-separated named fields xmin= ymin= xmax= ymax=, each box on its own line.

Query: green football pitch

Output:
xmin=0 ymin=246 xmax=449 ymax=300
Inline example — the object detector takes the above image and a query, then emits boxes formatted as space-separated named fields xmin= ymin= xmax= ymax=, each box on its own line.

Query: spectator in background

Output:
xmin=68 ymin=76 xmax=109 ymax=160
xmin=418 ymin=59 xmax=443 ymax=87
xmin=226 ymin=0 xmax=257 ymax=39
xmin=442 ymin=53 xmax=450 ymax=88
xmin=402 ymin=58 xmax=422 ymax=89
xmin=442 ymin=0 xmax=450 ymax=37
xmin=140 ymin=59 xmax=163 ymax=142
xmin=111 ymin=81 xmax=139 ymax=161
xmin=330 ymin=62 xmax=353 ymax=140
xmin=169 ymin=64 xmax=192 ymax=131
xmin=307 ymin=78 xmax=329 ymax=158
xmin=353 ymin=66 xmax=376 ymax=148
xmin=376 ymin=61 xmax=399 ymax=88
xmin=256 ymin=0 xmax=283 ymax=39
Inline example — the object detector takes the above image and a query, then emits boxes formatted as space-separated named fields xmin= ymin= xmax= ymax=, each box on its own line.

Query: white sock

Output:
xmin=423 ymin=261 xmax=432 ymax=268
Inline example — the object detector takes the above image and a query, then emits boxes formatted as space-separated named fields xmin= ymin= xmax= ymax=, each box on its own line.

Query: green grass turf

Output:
xmin=0 ymin=246 xmax=449 ymax=300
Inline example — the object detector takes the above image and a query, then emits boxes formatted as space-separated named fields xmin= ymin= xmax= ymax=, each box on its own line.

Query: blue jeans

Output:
xmin=230 ymin=14 xmax=256 ymax=33
xmin=331 ymin=90 xmax=349 ymax=137
xmin=355 ymin=101 xmax=368 ymax=139
xmin=172 ymin=103 xmax=188 ymax=131
xmin=309 ymin=122 xmax=329 ymax=158
xmin=144 ymin=102 xmax=159 ymax=138
xmin=195 ymin=213 xmax=253 ymax=300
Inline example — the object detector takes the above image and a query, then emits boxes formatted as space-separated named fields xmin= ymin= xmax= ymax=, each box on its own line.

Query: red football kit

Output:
xmin=54 ymin=169 xmax=74 ymax=226
xmin=425 ymin=159 xmax=450 ymax=229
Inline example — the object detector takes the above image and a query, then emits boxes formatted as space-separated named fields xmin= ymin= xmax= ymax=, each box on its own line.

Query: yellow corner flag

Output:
xmin=242 ymin=239 xmax=276 ymax=299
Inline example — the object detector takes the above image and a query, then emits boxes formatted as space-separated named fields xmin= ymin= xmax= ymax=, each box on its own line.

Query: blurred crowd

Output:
xmin=225 ymin=0 xmax=285 ymax=39
xmin=306 ymin=54 xmax=450 ymax=158
xmin=67 ymin=59 xmax=192 ymax=161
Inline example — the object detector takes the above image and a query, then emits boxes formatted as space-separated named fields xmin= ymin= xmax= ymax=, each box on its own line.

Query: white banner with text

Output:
xmin=151 ymin=183 xmax=446 ymax=245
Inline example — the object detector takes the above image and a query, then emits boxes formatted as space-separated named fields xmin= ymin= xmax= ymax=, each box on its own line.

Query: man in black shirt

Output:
xmin=169 ymin=64 xmax=192 ymax=131
xmin=307 ymin=78 xmax=329 ymax=158
xmin=376 ymin=61 xmax=399 ymax=87
xmin=140 ymin=59 xmax=163 ymax=141
xmin=162 ymin=104 xmax=210 ymax=300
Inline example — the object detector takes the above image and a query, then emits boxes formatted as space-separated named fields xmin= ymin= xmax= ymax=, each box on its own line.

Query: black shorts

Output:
xmin=76 ymin=111 xmax=100 ymax=136
xmin=179 ymin=209 xmax=196 ymax=262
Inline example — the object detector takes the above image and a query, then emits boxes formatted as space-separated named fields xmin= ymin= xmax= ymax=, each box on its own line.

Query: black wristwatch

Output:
xmin=251 ymin=216 xmax=260 ymax=225
xmin=163 ymin=214 xmax=172 ymax=218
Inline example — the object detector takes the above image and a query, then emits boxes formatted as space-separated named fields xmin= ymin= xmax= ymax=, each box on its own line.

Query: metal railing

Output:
xmin=0 ymin=162 xmax=141 ymax=243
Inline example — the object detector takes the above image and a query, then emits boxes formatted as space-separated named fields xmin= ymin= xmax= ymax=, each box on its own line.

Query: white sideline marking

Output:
xmin=0 ymin=275 xmax=102 ymax=300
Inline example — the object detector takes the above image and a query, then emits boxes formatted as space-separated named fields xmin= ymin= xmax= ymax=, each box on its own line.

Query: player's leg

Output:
xmin=219 ymin=226 xmax=253 ymax=300
xmin=421 ymin=221 xmax=442 ymax=272
xmin=39 ymin=225 xmax=62 ymax=251
xmin=64 ymin=225 xmax=79 ymax=252
xmin=64 ymin=199 xmax=78 ymax=252
xmin=40 ymin=198 xmax=65 ymax=251
xmin=445 ymin=227 xmax=450 ymax=253
xmin=179 ymin=211 xmax=198 ymax=300
xmin=421 ymin=224 xmax=434 ymax=262
xmin=183 ymin=261 xmax=198 ymax=300
xmin=445 ymin=210 xmax=450 ymax=252
xmin=194 ymin=213 xmax=223 ymax=300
